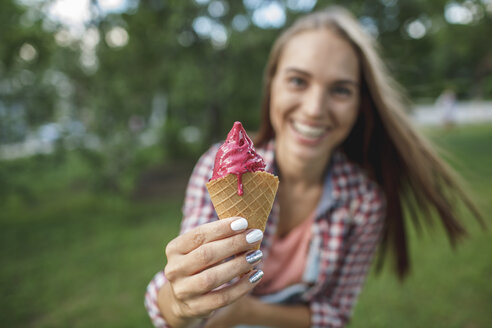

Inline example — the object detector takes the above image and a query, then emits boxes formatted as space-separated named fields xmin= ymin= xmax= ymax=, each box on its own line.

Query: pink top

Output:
xmin=255 ymin=213 xmax=314 ymax=295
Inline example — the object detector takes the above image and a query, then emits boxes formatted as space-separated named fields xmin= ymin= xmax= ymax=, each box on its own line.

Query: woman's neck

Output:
xmin=275 ymin=151 xmax=329 ymax=190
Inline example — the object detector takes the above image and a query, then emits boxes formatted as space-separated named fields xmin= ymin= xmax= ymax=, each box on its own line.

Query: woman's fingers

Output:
xmin=166 ymin=228 xmax=263 ymax=279
xmin=167 ymin=217 xmax=249 ymax=255
xmin=182 ymin=270 xmax=264 ymax=318
xmin=178 ymin=228 xmax=263 ymax=276
xmin=163 ymin=217 xmax=266 ymax=323
xmin=173 ymin=249 xmax=263 ymax=300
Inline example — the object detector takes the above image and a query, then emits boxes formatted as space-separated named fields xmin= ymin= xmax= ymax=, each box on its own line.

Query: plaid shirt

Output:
xmin=145 ymin=140 xmax=385 ymax=328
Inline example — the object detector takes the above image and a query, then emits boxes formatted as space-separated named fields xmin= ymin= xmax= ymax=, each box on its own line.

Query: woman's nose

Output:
xmin=302 ymin=86 xmax=327 ymax=118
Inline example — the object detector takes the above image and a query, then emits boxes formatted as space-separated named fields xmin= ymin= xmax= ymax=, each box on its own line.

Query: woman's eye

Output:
xmin=331 ymin=85 xmax=352 ymax=97
xmin=288 ymin=77 xmax=307 ymax=88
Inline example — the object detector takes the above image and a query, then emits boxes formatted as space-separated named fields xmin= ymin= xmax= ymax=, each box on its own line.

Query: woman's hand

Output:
xmin=158 ymin=217 xmax=264 ymax=328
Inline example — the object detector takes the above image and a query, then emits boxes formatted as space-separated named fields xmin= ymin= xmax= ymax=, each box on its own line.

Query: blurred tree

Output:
xmin=0 ymin=0 xmax=58 ymax=143
xmin=1 ymin=0 xmax=491 ymax=192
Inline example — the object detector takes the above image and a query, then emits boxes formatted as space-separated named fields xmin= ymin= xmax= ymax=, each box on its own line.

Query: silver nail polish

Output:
xmin=245 ymin=250 xmax=263 ymax=264
xmin=249 ymin=270 xmax=264 ymax=284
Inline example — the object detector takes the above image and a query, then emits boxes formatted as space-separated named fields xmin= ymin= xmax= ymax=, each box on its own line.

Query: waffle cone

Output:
xmin=206 ymin=171 xmax=279 ymax=243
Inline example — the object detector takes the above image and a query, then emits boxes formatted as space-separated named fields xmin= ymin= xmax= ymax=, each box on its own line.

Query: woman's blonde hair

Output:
xmin=255 ymin=6 xmax=484 ymax=279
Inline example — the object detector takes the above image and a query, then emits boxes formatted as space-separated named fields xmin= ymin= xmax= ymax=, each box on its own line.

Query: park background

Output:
xmin=1 ymin=0 xmax=491 ymax=327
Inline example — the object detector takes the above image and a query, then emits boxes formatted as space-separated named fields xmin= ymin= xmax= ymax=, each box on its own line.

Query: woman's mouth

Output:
xmin=291 ymin=120 xmax=330 ymax=142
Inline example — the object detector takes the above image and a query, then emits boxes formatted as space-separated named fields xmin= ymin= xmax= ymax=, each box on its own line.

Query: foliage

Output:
xmin=1 ymin=0 xmax=492 ymax=191
xmin=0 ymin=0 xmax=57 ymax=142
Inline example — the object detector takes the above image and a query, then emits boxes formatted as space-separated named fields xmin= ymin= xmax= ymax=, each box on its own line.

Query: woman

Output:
xmin=145 ymin=7 xmax=482 ymax=328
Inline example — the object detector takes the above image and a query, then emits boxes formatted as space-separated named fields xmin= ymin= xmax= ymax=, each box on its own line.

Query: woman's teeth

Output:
xmin=292 ymin=121 xmax=326 ymax=138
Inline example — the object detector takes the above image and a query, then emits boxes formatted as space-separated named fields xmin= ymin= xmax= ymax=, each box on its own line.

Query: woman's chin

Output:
xmin=280 ymin=140 xmax=331 ymax=167
xmin=295 ymin=147 xmax=329 ymax=163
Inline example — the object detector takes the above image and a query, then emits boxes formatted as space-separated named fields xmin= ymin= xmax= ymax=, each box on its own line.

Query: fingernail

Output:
xmin=245 ymin=250 xmax=263 ymax=264
xmin=249 ymin=270 xmax=264 ymax=284
xmin=246 ymin=229 xmax=263 ymax=244
xmin=230 ymin=218 xmax=248 ymax=231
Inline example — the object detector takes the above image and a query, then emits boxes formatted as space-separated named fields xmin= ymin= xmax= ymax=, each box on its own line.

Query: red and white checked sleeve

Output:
xmin=310 ymin=187 xmax=385 ymax=328
xmin=144 ymin=145 xmax=219 ymax=327
xmin=180 ymin=144 xmax=219 ymax=234
xmin=144 ymin=270 xmax=167 ymax=328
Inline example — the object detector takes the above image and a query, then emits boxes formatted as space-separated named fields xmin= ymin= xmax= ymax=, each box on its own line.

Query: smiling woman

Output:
xmin=255 ymin=5 xmax=484 ymax=276
xmin=145 ymin=6 xmax=483 ymax=328
xmin=269 ymin=29 xmax=360 ymax=172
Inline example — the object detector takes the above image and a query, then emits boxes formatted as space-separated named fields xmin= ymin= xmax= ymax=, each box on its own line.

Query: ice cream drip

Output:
xmin=211 ymin=121 xmax=266 ymax=195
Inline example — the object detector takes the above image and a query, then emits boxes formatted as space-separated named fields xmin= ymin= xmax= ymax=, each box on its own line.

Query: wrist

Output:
xmin=241 ymin=296 xmax=261 ymax=325
xmin=158 ymin=283 xmax=201 ymax=328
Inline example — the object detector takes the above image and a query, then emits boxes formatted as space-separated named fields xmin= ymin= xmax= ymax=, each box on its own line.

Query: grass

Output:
xmin=1 ymin=186 xmax=182 ymax=327
xmin=350 ymin=124 xmax=492 ymax=328
xmin=1 ymin=124 xmax=491 ymax=327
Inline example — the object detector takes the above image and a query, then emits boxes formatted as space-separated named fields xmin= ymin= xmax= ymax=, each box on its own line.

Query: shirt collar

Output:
xmin=257 ymin=140 xmax=355 ymax=215
xmin=258 ymin=139 xmax=276 ymax=174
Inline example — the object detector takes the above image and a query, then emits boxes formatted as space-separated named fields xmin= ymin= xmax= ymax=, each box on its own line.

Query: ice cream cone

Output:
xmin=206 ymin=171 xmax=279 ymax=247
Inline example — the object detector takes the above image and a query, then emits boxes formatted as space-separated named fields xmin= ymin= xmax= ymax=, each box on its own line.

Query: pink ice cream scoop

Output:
xmin=210 ymin=121 xmax=266 ymax=195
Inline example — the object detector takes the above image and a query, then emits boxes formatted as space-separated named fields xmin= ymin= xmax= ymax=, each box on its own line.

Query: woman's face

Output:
xmin=270 ymin=29 xmax=360 ymax=168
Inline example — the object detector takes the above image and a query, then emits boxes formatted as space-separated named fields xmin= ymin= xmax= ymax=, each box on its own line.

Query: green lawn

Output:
xmin=1 ymin=124 xmax=491 ymax=327
xmin=351 ymin=124 xmax=492 ymax=328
